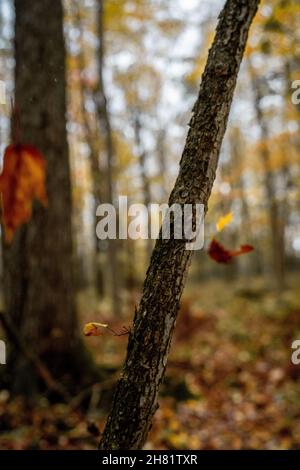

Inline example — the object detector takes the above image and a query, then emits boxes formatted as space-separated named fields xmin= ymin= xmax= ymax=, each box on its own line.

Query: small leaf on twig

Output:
xmin=83 ymin=322 xmax=130 ymax=338
xmin=83 ymin=322 xmax=108 ymax=336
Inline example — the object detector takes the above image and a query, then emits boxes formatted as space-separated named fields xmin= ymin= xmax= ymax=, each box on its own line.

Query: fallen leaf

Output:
xmin=83 ymin=322 xmax=108 ymax=336
xmin=208 ymin=238 xmax=254 ymax=264
xmin=0 ymin=144 xmax=47 ymax=242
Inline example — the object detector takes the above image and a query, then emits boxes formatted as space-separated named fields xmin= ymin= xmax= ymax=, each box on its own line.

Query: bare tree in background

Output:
xmin=72 ymin=2 xmax=105 ymax=296
xmin=94 ymin=0 xmax=121 ymax=316
xmin=156 ymin=128 xmax=168 ymax=201
xmin=249 ymin=61 xmax=286 ymax=290
xmin=133 ymin=112 xmax=153 ymax=260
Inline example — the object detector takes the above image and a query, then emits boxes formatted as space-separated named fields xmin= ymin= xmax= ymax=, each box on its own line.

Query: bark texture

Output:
xmin=99 ymin=0 xmax=260 ymax=450
xmin=3 ymin=0 xmax=91 ymax=394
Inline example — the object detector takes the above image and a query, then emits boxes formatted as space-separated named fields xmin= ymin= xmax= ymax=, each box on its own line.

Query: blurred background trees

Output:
xmin=0 ymin=0 xmax=300 ymax=450
xmin=1 ymin=0 xmax=96 ymax=396
xmin=64 ymin=0 xmax=300 ymax=305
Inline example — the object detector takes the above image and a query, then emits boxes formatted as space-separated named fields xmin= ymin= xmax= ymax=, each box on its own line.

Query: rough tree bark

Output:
xmin=3 ymin=0 xmax=95 ymax=395
xmin=99 ymin=0 xmax=260 ymax=450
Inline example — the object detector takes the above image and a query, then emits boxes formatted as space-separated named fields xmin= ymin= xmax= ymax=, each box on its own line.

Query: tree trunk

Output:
xmin=229 ymin=128 xmax=262 ymax=275
xmin=74 ymin=4 xmax=105 ymax=296
xmin=3 ymin=0 xmax=94 ymax=395
xmin=156 ymin=129 xmax=168 ymax=201
xmin=134 ymin=112 xmax=153 ymax=261
xmin=248 ymin=61 xmax=285 ymax=290
xmin=94 ymin=0 xmax=121 ymax=316
xmin=99 ymin=0 xmax=260 ymax=450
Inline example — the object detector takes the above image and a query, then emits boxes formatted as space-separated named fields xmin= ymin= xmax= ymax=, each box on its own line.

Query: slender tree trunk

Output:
xmin=94 ymin=0 xmax=121 ymax=316
xmin=74 ymin=5 xmax=104 ymax=296
xmin=99 ymin=0 xmax=260 ymax=450
xmin=157 ymin=129 xmax=168 ymax=201
xmin=248 ymin=61 xmax=285 ymax=290
xmin=229 ymin=129 xmax=262 ymax=275
xmin=3 ymin=0 xmax=94 ymax=395
xmin=133 ymin=112 xmax=153 ymax=261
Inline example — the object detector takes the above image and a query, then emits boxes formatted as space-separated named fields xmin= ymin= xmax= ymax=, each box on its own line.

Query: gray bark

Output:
xmin=99 ymin=0 xmax=260 ymax=450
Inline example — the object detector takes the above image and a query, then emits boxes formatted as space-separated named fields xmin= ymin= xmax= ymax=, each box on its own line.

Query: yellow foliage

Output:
xmin=216 ymin=212 xmax=234 ymax=232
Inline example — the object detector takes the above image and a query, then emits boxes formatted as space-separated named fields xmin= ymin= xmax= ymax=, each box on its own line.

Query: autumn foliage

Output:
xmin=83 ymin=322 xmax=108 ymax=336
xmin=208 ymin=238 xmax=254 ymax=264
xmin=207 ymin=212 xmax=254 ymax=263
xmin=0 ymin=144 xmax=47 ymax=242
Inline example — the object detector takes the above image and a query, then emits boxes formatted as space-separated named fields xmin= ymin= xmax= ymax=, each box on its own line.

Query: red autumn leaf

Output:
xmin=0 ymin=144 xmax=47 ymax=243
xmin=208 ymin=238 xmax=254 ymax=264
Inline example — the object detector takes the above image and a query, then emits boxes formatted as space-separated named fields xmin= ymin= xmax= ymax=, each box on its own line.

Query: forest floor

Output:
xmin=1 ymin=275 xmax=300 ymax=449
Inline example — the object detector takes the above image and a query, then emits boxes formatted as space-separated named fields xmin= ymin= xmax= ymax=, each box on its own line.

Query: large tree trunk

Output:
xmin=99 ymin=0 xmax=260 ymax=450
xmin=3 ymin=0 xmax=94 ymax=395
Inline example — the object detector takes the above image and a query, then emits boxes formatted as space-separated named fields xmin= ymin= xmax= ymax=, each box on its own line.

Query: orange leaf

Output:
xmin=208 ymin=238 xmax=254 ymax=264
xmin=83 ymin=322 xmax=108 ymax=336
xmin=231 ymin=244 xmax=254 ymax=257
xmin=0 ymin=144 xmax=47 ymax=242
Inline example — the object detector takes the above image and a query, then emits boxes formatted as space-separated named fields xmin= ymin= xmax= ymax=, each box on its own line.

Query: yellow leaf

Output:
xmin=83 ymin=322 xmax=108 ymax=337
xmin=216 ymin=212 xmax=233 ymax=232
